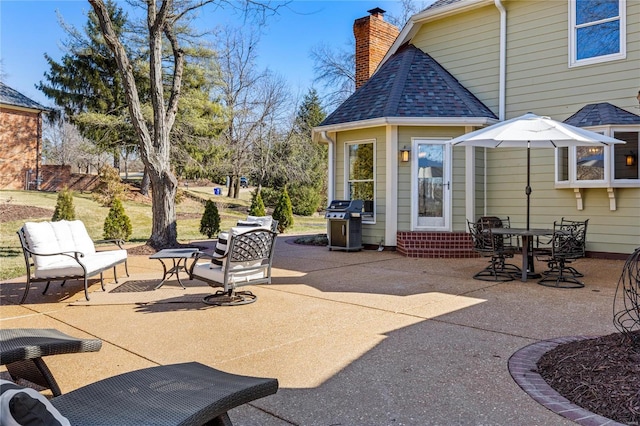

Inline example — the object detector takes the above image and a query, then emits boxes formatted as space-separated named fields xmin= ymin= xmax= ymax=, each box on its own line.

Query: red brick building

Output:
xmin=0 ymin=82 xmax=49 ymax=190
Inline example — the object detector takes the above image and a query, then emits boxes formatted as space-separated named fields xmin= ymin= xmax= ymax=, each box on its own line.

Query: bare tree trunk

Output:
xmin=148 ymin=168 xmax=178 ymax=247
xmin=90 ymin=0 xmax=182 ymax=248
xmin=140 ymin=167 xmax=150 ymax=196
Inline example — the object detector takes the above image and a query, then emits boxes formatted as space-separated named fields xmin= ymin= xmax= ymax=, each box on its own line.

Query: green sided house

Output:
xmin=313 ymin=1 xmax=640 ymax=258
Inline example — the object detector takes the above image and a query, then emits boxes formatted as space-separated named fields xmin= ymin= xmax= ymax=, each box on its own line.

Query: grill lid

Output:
xmin=325 ymin=200 xmax=363 ymax=219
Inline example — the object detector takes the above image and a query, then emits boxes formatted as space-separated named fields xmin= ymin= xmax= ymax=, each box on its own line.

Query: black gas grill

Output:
xmin=325 ymin=200 xmax=363 ymax=251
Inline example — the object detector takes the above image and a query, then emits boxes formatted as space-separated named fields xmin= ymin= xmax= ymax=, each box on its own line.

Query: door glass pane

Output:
xmin=576 ymin=146 xmax=604 ymax=180
xmin=417 ymin=144 xmax=444 ymax=220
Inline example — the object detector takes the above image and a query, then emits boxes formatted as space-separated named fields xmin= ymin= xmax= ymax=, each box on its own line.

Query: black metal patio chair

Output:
xmin=468 ymin=218 xmax=520 ymax=282
xmin=538 ymin=218 xmax=589 ymax=288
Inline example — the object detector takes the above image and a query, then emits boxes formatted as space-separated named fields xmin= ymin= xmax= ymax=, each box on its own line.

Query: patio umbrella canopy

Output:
xmin=449 ymin=113 xmax=625 ymax=229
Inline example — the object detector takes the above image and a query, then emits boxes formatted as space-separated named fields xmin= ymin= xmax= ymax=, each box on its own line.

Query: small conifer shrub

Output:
xmin=52 ymin=187 xmax=76 ymax=221
xmin=272 ymin=187 xmax=293 ymax=233
xmin=103 ymin=198 xmax=132 ymax=241
xmin=200 ymin=200 xmax=221 ymax=238
xmin=249 ymin=190 xmax=266 ymax=217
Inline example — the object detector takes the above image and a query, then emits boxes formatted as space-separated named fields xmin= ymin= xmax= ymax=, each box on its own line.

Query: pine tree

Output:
xmin=249 ymin=190 xmax=266 ymax=217
xmin=272 ymin=187 xmax=293 ymax=233
xmin=200 ymin=200 xmax=221 ymax=239
xmin=52 ymin=187 xmax=76 ymax=221
xmin=93 ymin=165 xmax=127 ymax=207
xmin=103 ymin=198 xmax=132 ymax=240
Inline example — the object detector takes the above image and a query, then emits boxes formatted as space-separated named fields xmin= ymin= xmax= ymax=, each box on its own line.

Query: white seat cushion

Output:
xmin=34 ymin=250 xmax=127 ymax=279
xmin=193 ymin=262 xmax=266 ymax=286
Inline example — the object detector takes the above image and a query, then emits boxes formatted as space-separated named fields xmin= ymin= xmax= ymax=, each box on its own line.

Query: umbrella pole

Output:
xmin=526 ymin=144 xmax=531 ymax=231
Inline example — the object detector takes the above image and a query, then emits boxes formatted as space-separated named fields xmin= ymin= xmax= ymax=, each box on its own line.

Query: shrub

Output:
xmin=200 ymin=199 xmax=221 ymax=238
xmin=103 ymin=198 xmax=132 ymax=241
xmin=52 ymin=187 xmax=76 ymax=221
xmin=289 ymin=185 xmax=322 ymax=216
xmin=249 ymin=190 xmax=266 ymax=216
xmin=260 ymin=187 xmax=280 ymax=207
xmin=272 ymin=187 xmax=294 ymax=233
xmin=93 ymin=166 xmax=126 ymax=207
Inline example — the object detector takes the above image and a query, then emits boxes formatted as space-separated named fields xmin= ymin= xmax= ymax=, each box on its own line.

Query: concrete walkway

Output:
xmin=0 ymin=235 xmax=628 ymax=425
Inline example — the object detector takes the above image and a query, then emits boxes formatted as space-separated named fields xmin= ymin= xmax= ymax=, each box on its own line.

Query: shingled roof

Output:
xmin=564 ymin=102 xmax=640 ymax=127
xmin=0 ymin=82 xmax=48 ymax=111
xmin=320 ymin=44 xmax=496 ymax=127
xmin=424 ymin=0 xmax=465 ymax=11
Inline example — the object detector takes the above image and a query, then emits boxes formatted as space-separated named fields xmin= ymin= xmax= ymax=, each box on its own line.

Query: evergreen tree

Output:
xmin=200 ymin=200 xmax=221 ymax=239
xmin=37 ymin=1 xmax=134 ymax=168
xmin=272 ymin=187 xmax=293 ymax=233
xmin=249 ymin=190 xmax=266 ymax=217
xmin=52 ymin=187 xmax=76 ymax=221
xmin=93 ymin=165 xmax=127 ymax=207
xmin=103 ymin=198 xmax=132 ymax=240
xmin=287 ymin=88 xmax=328 ymax=213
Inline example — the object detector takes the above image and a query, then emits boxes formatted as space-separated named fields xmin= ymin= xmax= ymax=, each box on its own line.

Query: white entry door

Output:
xmin=412 ymin=140 xmax=451 ymax=230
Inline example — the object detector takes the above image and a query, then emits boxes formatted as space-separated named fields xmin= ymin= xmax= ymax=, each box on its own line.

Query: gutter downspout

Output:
xmin=319 ymin=131 xmax=335 ymax=203
xmin=483 ymin=0 xmax=506 ymax=216
xmin=495 ymin=0 xmax=506 ymax=121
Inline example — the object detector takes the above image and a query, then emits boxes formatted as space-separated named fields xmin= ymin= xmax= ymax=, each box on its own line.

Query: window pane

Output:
xmin=577 ymin=21 xmax=620 ymax=59
xmin=348 ymin=143 xmax=373 ymax=180
xmin=557 ymin=147 xmax=569 ymax=181
xmin=576 ymin=0 xmax=618 ymax=25
xmin=613 ymin=132 xmax=639 ymax=180
xmin=349 ymin=181 xmax=374 ymax=203
xmin=576 ymin=146 xmax=604 ymax=180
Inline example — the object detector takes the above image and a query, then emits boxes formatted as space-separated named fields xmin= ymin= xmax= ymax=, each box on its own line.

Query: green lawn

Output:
xmin=0 ymin=189 xmax=325 ymax=281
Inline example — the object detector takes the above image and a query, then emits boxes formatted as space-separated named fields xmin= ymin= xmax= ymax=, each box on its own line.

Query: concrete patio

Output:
xmin=0 ymin=235 xmax=629 ymax=425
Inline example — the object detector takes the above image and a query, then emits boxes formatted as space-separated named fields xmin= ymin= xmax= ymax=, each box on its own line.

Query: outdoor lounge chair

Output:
xmin=2 ymin=362 xmax=278 ymax=426
xmin=190 ymin=228 xmax=278 ymax=306
xmin=0 ymin=328 xmax=102 ymax=397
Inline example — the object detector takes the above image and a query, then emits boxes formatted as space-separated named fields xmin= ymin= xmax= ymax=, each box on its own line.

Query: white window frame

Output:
xmin=344 ymin=139 xmax=376 ymax=224
xmin=568 ymin=0 xmax=626 ymax=67
xmin=555 ymin=126 xmax=640 ymax=188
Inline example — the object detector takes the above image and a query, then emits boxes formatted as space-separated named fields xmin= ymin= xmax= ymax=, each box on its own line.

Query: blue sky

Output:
xmin=0 ymin=0 xmax=419 ymax=107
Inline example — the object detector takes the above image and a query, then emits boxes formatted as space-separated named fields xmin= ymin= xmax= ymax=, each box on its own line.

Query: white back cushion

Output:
xmin=23 ymin=221 xmax=95 ymax=268
xmin=246 ymin=215 xmax=273 ymax=230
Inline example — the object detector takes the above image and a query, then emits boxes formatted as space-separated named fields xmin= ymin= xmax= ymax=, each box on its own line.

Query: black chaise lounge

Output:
xmin=0 ymin=329 xmax=279 ymax=425
xmin=50 ymin=362 xmax=279 ymax=425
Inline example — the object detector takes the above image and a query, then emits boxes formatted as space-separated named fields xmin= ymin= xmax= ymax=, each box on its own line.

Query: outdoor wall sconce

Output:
xmin=400 ymin=146 xmax=410 ymax=163
xmin=626 ymin=151 xmax=636 ymax=167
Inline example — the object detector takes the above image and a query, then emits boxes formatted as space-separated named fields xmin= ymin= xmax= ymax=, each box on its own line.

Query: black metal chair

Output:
xmin=190 ymin=228 xmax=278 ymax=306
xmin=538 ymin=218 xmax=588 ymax=288
xmin=468 ymin=218 xmax=520 ymax=282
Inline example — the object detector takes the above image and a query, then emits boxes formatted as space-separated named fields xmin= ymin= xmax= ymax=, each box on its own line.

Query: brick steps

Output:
xmin=396 ymin=231 xmax=478 ymax=258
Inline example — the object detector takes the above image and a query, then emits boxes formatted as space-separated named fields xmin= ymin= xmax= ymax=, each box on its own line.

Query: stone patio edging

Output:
xmin=508 ymin=336 xmax=626 ymax=426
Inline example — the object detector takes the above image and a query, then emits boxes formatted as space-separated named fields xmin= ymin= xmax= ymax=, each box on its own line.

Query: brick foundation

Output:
xmin=396 ymin=231 xmax=478 ymax=258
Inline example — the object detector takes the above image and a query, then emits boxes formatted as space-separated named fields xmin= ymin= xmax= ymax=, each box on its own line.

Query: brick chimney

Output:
xmin=353 ymin=8 xmax=400 ymax=90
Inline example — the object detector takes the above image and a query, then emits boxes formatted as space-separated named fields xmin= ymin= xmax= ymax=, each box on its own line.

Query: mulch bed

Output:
xmin=0 ymin=204 xmax=53 ymax=223
xmin=537 ymin=330 xmax=640 ymax=425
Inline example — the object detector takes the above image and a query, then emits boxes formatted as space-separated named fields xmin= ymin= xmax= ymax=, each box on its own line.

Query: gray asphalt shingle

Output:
xmin=0 ymin=82 xmax=48 ymax=111
xmin=564 ymin=102 xmax=640 ymax=127
xmin=320 ymin=44 xmax=496 ymax=126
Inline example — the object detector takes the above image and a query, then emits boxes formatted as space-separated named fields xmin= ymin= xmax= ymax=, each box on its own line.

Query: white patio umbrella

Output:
xmin=449 ymin=113 xmax=625 ymax=229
